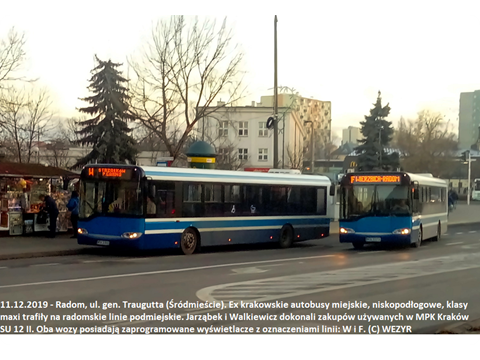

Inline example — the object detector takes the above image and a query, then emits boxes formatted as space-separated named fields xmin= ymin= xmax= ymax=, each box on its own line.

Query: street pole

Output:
xmin=273 ymin=15 xmax=279 ymax=169
xmin=468 ymin=150 xmax=471 ymax=205
xmin=282 ymin=113 xmax=285 ymax=169
xmin=379 ymin=126 xmax=382 ymax=169
xmin=311 ymin=124 xmax=315 ymax=173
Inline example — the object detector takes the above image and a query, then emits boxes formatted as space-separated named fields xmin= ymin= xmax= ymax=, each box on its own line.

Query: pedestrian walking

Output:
xmin=40 ymin=194 xmax=59 ymax=238
xmin=451 ymin=190 xmax=458 ymax=209
xmin=66 ymin=191 xmax=79 ymax=238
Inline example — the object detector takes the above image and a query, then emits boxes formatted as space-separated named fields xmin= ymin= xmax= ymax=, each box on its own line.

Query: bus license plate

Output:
xmin=366 ymin=237 xmax=381 ymax=242
xmin=97 ymin=240 xmax=110 ymax=246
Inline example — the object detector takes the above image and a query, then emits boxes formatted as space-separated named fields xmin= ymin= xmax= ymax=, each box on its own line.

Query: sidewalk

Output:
xmin=1 ymin=202 xmax=479 ymax=261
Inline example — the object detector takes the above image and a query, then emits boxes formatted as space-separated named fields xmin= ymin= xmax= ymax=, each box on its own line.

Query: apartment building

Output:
xmin=459 ymin=90 xmax=480 ymax=149
xmin=195 ymin=94 xmax=332 ymax=171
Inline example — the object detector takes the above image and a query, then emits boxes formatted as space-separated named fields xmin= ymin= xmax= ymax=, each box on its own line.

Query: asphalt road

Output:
xmin=1 ymin=222 xmax=480 ymax=334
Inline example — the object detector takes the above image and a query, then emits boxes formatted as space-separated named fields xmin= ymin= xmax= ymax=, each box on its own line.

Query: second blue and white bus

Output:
xmin=339 ymin=172 xmax=448 ymax=249
xmin=472 ymin=178 xmax=480 ymax=201
xmin=77 ymin=164 xmax=334 ymax=254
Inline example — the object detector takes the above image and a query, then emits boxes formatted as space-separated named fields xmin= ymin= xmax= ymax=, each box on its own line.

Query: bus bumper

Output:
xmin=77 ymin=234 xmax=141 ymax=249
xmin=339 ymin=234 xmax=412 ymax=246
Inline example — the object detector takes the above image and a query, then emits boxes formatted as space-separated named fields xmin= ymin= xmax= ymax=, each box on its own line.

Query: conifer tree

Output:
xmin=72 ymin=55 xmax=137 ymax=168
xmin=355 ymin=91 xmax=399 ymax=171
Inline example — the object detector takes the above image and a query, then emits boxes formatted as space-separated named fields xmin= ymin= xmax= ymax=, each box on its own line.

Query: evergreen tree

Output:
xmin=72 ymin=55 xmax=137 ymax=168
xmin=355 ymin=91 xmax=399 ymax=171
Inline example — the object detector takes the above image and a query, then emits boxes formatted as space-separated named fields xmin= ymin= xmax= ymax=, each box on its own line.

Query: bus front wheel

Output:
xmin=180 ymin=228 xmax=200 ymax=255
xmin=279 ymin=225 xmax=294 ymax=249
xmin=412 ymin=227 xmax=422 ymax=248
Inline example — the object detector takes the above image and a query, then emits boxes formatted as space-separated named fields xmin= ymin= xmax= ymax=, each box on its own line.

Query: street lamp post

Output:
xmin=468 ymin=150 xmax=471 ymax=205
xmin=378 ymin=124 xmax=384 ymax=169
xmin=304 ymin=120 xmax=314 ymax=173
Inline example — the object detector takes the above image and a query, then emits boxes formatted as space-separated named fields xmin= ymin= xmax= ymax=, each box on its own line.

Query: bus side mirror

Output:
xmin=329 ymin=184 xmax=335 ymax=196
xmin=149 ymin=184 xmax=156 ymax=199
xmin=413 ymin=189 xmax=419 ymax=200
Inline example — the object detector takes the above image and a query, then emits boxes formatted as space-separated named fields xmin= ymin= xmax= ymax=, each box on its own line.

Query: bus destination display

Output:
xmin=84 ymin=167 xmax=134 ymax=180
xmin=350 ymin=175 xmax=401 ymax=184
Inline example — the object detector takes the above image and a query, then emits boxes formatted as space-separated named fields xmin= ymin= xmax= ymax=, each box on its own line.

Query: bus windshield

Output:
xmin=475 ymin=180 xmax=480 ymax=191
xmin=80 ymin=179 xmax=143 ymax=219
xmin=342 ymin=184 xmax=410 ymax=219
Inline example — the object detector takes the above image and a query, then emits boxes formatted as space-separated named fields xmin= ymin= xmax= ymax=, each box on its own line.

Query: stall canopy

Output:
xmin=0 ymin=162 xmax=79 ymax=178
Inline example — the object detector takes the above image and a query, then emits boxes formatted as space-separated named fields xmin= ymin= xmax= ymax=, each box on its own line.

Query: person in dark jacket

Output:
xmin=40 ymin=195 xmax=59 ymax=238
xmin=66 ymin=191 xmax=79 ymax=238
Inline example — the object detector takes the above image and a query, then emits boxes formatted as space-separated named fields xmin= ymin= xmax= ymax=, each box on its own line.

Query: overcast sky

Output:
xmin=2 ymin=0 xmax=479 ymax=136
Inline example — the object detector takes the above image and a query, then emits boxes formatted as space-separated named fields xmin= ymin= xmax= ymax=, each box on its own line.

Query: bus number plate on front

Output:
xmin=97 ymin=240 xmax=110 ymax=246
xmin=366 ymin=237 xmax=381 ymax=242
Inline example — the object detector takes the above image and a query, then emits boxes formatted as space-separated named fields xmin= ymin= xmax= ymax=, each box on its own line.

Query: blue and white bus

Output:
xmin=339 ymin=172 xmax=448 ymax=249
xmin=77 ymin=164 xmax=334 ymax=255
xmin=472 ymin=179 xmax=480 ymax=201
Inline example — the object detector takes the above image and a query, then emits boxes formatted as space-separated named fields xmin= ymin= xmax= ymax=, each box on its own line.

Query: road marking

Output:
xmin=469 ymin=231 xmax=477 ymax=234
xmin=0 ymin=254 xmax=335 ymax=289
xmin=456 ymin=232 xmax=464 ymax=235
xmin=446 ymin=242 xmax=464 ymax=246
xmin=196 ymin=252 xmax=480 ymax=304
xmin=82 ymin=260 xmax=106 ymax=263
xmin=0 ymin=267 xmax=7 ymax=270
xmin=231 ymin=267 xmax=268 ymax=274
xmin=31 ymin=263 xmax=60 ymax=267
xmin=444 ymin=233 xmax=449 ymax=236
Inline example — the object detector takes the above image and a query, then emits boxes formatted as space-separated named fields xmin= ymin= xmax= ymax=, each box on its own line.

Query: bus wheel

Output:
xmin=412 ymin=227 xmax=422 ymax=248
xmin=279 ymin=225 xmax=294 ymax=249
xmin=353 ymin=242 xmax=364 ymax=249
xmin=433 ymin=223 xmax=441 ymax=241
xmin=180 ymin=228 xmax=199 ymax=255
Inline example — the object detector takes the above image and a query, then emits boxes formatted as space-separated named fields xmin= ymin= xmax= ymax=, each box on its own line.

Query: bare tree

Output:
xmin=0 ymin=86 xmax=53 ymax=163
xmin=128 ymin=16 xmax=246 ymax=161
xmin=42 ymin=139 xmax=71 ymax=168
xmin=0 ymin=28 xmax=27 ymax=87
xmin=393 ymin=110 xmax=457 ymax=177
xmin=286 ymin=144 xmax=304 ymax=170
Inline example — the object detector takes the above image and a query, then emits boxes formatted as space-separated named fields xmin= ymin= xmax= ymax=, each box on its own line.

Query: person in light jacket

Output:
xmin=67 ymin=191 xmax=79 ymax=238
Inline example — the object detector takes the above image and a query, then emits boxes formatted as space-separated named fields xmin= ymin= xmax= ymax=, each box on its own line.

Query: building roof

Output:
xmin=331 ymin=142 xmax=356 ymax=156
xmin=0 ymin=162 xmax=79 ymax=178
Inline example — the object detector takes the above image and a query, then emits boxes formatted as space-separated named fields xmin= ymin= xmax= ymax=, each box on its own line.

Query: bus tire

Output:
xmin=412 ymin=227 xmax=422 ymax=248
xmin=279 ymin=225 xmax=294 ymax=249
xmin=433 ymin=222 xmax=441 ymax=241
xmin=353 ymin=242 xmax=364 ymax=249
xmin=180 ymin=228 xmax=200 ymax=255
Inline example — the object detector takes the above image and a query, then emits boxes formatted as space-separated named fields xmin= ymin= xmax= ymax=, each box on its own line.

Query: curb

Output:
xmin=0 ymin=248 xmax=88 ymax=261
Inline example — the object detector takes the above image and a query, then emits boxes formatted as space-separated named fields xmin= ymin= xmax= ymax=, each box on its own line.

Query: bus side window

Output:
xmin=242 ymin=185 xmax=263 ymax=215
xmin=183 ymin=183 xmax=204 ymax=217
xmin=224 ymin=184 xmax=241 ymax=215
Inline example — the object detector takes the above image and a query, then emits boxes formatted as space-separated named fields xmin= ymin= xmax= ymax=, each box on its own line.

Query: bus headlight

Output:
xmin=393 ymin=228 xmax=411 ymax=235
xmin=121 ymin=232 xmax=143 ymax=239
xmin=78 ymin=228 xmax=88 ymax=235
xmin=340 ymin=228 xmax=355 ymax=234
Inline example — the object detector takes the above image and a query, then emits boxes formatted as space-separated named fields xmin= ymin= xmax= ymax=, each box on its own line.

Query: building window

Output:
xmin=258 ymin=148 xmax=268 ymax=161
xmin=258 ymin=122 xmax=268 ymax=137
xmin=218 ymin=148 xmax=229 ymax=162
xmin=238 ymin=121 xmax=248 ymax=136
xmin=219 ymin=121 xmax=228 ymax=137
xmin=238 ymin=148 xmax=248 ymax=160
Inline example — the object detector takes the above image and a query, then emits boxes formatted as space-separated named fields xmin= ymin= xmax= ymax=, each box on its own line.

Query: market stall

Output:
xmin=0 ymin=162 xmax=79 ymax=236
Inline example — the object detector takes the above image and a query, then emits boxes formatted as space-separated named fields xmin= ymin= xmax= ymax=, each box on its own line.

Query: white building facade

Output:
xmin=196 ymin=94 xmax=331 ymax=171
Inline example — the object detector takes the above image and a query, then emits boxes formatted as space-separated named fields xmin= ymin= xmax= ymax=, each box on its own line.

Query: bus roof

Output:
xmin=141 ymin=166 xmax=332 ymax=186
xmin=81 ymin=164 xmax=332 ymax=186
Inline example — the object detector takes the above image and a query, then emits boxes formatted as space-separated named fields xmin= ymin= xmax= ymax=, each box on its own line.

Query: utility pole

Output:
xmin=468 ymin=150 xmax=471 ymax=205
xmin=273 ymin=15 xmax=279 ymax=169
